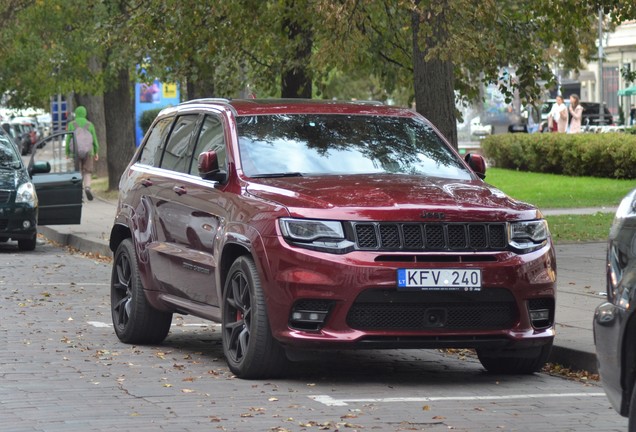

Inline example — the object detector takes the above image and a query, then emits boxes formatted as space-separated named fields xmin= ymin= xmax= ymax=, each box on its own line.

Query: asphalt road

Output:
xmin=0 ymin=240 xmax=627 ymax=432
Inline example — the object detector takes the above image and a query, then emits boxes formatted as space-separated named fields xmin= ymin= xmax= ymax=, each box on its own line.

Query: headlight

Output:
xmin=16 ymin=182 xmax=37 ymax=207
xmin=279 ymin=218 xmax=354 ymax=253
xmin=509 ymin=220 xmax=549 ymax=253
xmin=609 ymin=189 xmax=636 ymax=240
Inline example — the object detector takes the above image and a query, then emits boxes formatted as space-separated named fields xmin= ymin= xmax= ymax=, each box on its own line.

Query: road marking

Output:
xmin=0 ymin=282 xmax=110 ymax=286
xmin=88 ymin=321 xmax=111 ymax=328
xmin=87 ymin=321 xmax=215 ymax=328
xmin=309 ymin=392 xmax=608 ymax=407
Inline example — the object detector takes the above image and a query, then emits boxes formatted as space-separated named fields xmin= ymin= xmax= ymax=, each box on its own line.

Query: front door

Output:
xmin=149 ymin=113 xmax=228 ymax=306
xmin=30 ymin=132 xmax=83 ymax=225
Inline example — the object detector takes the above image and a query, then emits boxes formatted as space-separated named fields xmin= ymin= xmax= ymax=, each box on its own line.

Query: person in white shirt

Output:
xmin=548 ymin=95 xmax=568 ymax=132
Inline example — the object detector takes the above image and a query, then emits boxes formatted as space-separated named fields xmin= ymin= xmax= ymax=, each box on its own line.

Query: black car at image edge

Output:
xmin=594 ymin=188 xmax=636 ymax=431
xmin=0 ymin=127 xmax=83 ymax=250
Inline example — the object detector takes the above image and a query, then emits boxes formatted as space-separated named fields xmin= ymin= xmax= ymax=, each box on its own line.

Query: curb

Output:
xmin=38 ymin=226 xmax=112 ymax=258
xmin=548 ymin=345 xmax=598 ymax=374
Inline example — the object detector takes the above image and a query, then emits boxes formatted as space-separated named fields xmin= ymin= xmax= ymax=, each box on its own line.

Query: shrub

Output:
xmin=481 ymin=132 xmax=636 ymax=179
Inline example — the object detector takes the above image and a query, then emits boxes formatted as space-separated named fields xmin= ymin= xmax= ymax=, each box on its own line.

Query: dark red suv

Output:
xmin=109 ymin=99 xmax=556 ymax=379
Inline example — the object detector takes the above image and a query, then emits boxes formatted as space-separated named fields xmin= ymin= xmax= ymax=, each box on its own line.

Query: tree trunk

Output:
xmin=186 ymin=78 xmax=215 ymax=100
xmin=103 ymin=68 xmax=135 ymax=191
xmin=281 ymin=1 xmax=313 ymax=98
xmin=411 ymin=3 xmax=458 ymax=148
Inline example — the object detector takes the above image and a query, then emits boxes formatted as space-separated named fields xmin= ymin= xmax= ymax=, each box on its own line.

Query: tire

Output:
xmin=18 ymin=234 xmax=37 ymax=251
xmin=111 ymin=238 xmax=172 ymax=344
xmin=222 ymin=256 xmax=287 ymax=379
xmin=477 ymin=340 xmax=553 ymax=374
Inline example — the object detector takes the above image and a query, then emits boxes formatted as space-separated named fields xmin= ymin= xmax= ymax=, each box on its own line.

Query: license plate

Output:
xmin=397 ymin=269 xmax=481 ymax=291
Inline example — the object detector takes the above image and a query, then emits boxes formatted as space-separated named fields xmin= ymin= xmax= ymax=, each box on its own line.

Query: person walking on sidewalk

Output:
xmin=65 ymin=106 xmax=99 ymax=201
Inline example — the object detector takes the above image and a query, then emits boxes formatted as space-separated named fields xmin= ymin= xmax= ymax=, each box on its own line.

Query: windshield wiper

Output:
xmin=250 ymin=172 xmax=304 ymax=178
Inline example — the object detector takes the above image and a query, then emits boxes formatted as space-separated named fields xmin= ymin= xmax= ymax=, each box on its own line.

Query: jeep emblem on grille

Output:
xmin=421 ymin=212 xmax=445 ymax=219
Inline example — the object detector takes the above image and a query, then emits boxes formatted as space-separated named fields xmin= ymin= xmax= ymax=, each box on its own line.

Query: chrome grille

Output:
xmin=353 ymin=222 xmax=507 ymax=251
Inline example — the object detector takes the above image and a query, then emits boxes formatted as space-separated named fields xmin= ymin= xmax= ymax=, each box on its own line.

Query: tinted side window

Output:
xmin=138 ymin=117 xmax=173 ymax=167
xmin=160 ymin=114 xmax=199 ymax=173
xmin=190 ymin=114 xmax=226 ymax=176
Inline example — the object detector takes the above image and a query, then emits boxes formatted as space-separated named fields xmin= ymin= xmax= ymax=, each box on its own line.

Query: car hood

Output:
xmin=245 ymin=174 xmax=539 ymax=221
xmin=0 ymin=167 xmax=27 ymax=190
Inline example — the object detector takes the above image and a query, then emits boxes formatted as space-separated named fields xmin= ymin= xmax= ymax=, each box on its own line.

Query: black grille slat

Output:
xmin=294 ymin=299 xmax=333 ymax=312
xmin=355 ymin=224 xmax=378 ymax=248
xmin=468 ymin=225 xmax=487 ymax=248
xmin=0 ymin=189 xmax=11 ymax=204
xmin=379 ymin=224 xmax=400 ymax=248
xmin=353 ymin=222 xmax=507 ymax=252
xmin=447 ymin=225 xmax=466 ymax=249
xmin=403 ymin=225 xmax=423 ymax=249
xmin=347 ymin=289 xmax=518 ymax=331
xmin=347 ymin=302 xmax=516 ymax=330
xmin=488 ymin=224 xmax=507 ymax=248
xmin=426 ymin=225 xmax=445 ymax=249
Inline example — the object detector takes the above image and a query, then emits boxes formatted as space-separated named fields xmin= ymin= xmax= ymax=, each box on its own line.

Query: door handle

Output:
xmin=141 ymin=179 xmax=153 ymax=187
xmin=173 ymin=185 xmax=187 ymax=195
xmin=70 ymin=177 xmax=82 ymax=184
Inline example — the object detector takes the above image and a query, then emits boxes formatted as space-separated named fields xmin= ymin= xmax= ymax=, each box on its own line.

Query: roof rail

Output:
xmin=349 ymin=100 xmax=384 ymax=106
xmin=181 ymin=98 xmax=232 ymax=105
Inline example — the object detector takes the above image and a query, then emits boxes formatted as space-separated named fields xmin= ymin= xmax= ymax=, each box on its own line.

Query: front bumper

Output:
xmin=0 ymin=205 xmax=37 ymax=240
xmin=260 ymin=237 xmax=557 ymax=350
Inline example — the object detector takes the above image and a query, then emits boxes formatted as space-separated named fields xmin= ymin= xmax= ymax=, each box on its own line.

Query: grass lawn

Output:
xmin=485 ymin=168 xmax=634 ymax=209
xmin=486 ymin=168 xmax=633 ymax=243
xmin=91 ymin=177 xmax=119 ymax=201
xmin=545 ymin=213 xmax=614 ymax=243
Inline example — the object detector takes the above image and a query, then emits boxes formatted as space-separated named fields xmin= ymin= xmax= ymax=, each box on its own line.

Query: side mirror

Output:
xmin=465 ymin=153 xmax=486 ymax=179
xmin=29 ymin=161 xmax=51 ymax=176
xmin=198 ymin=151 xmax=227 ymax=183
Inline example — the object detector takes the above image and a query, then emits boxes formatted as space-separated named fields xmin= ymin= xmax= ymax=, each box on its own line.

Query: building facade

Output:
xmin=582 ymin=20 xmax=636 ymax=124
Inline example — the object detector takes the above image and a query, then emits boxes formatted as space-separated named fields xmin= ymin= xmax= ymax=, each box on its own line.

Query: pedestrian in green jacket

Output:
xmin=66 ymin=106 xmax=99 ymax=201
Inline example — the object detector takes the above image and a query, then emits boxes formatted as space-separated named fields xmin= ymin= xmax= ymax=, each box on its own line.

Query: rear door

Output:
xmin=30 ymin=132 xmax=83 ymax=225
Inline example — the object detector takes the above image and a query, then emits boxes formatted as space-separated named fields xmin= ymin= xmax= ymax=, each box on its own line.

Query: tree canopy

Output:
xmin=1 ymin=0 xmax=635 ymax=185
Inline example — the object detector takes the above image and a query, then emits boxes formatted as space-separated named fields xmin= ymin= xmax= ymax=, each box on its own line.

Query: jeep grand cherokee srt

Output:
xmin=109 ymin=99 xmax=556 ymax=379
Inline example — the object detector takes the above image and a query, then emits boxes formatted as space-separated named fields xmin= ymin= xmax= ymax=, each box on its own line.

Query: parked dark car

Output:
xmin=0 ymin=128 xmax=83 ymax=250
xmin=2 ymin=121 xmax=32 ymax=155
xmin=594 ymin=189 xmax=636 ymax=430
xmin=109 ymin=99 xmax=557 ymax=379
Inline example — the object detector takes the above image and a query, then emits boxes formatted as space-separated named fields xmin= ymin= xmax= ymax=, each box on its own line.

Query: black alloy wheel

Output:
xmin=111 ymin=238 xmax=172 ymax=344
xmin=222 ymin=256 xmax=286 ymax=379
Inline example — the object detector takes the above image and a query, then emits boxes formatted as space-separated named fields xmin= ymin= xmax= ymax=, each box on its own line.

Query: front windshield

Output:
xmin=0 ymin=135 xmax=21 ymax=167
xmin=236 ymin=114 xmax=471 ymax=180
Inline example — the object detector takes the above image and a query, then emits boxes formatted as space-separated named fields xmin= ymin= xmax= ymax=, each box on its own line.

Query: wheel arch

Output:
xmin=109 ymin=223 xmax=132 ymax=253
xmin=218 ymin=222 xmax=274 ymax=298
xmin=219 ymin=242 xmax=252 ymax=297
